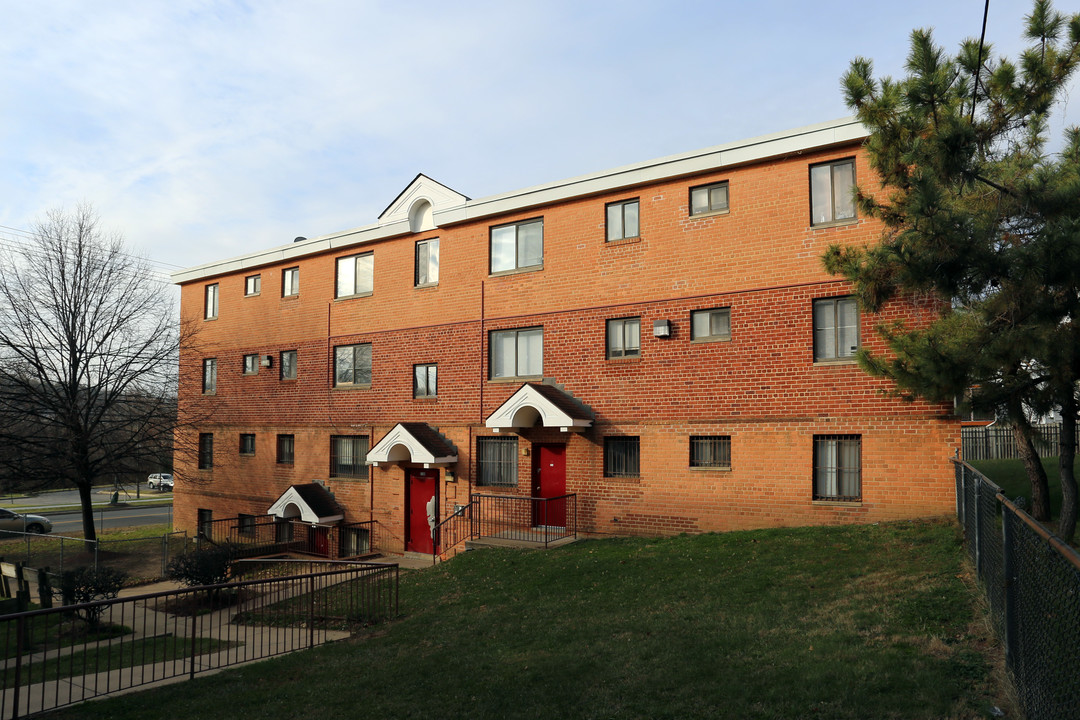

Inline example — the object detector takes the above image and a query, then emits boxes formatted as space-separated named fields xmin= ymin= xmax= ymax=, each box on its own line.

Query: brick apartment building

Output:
xmin=171 ymin=117 xmax=959 ymax=557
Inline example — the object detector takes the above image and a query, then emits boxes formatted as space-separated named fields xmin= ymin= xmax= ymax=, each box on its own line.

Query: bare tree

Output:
xmin=0 ymin=205 xmax=195 ymax=541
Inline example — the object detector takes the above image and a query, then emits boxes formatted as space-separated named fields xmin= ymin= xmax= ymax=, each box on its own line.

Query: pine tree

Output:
xmin=824 ymin=0 xmax=1080 ymax=540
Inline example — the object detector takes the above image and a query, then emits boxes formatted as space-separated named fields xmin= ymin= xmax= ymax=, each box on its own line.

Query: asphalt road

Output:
xmin=48 ymin=504 xmax=174 ymax=534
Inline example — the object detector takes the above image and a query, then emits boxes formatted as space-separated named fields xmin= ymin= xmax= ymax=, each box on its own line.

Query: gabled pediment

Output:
xmin=267 ymin=483 xmax=343 ymax=524
xmin=368 ymin=423 xmax=458 ymax=467
xmin=486 ymin=383 xmax=594 ymax=432
xmin=378 ymin=174 xmax=469 ymax=232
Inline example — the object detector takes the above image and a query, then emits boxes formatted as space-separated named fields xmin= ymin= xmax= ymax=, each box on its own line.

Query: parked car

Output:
xmin=147 ymin=473 xmax=174 ymax=491
xmin=0 ymin=507 xmax=52 ymax=534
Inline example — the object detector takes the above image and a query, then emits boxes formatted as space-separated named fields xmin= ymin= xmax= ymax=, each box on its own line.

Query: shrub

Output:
xmin=167 ymin=542 xmax=237 ymax=588
xmin=58 ymin=566 xmax=127 ymax=628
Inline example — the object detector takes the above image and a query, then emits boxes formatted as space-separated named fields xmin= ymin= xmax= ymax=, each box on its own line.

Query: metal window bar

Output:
xmin=477 ymin=437 xmax=517 ymax=487
xmin=604 ymin=437 xmax=639 ymax=478
xmin=689 ymin=436 xmax=731 ymax=468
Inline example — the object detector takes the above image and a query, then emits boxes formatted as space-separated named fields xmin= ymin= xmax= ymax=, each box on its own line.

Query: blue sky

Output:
xmin=1 ymin=0 xmax=1076 ymax=280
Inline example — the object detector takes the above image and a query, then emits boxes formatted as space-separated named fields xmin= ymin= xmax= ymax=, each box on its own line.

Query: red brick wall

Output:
xmin=173 ymin=141 xmax=959 ymax=545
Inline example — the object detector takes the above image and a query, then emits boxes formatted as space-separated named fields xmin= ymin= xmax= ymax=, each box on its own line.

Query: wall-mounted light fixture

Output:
xmin=653 ymin=319 xmax=671 ymax=338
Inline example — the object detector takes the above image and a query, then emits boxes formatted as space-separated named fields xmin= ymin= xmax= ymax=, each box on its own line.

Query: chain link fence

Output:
xmin=0 ymin=530 xmax=188 ymax=582
xmin=953 ymin=460 xmax=1080 ymax=720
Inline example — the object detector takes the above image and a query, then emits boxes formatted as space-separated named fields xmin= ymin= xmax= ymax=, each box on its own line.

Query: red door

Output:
xmin=406 ymin=469 xmax=438 ymax=553
xmin=532 ymin=444 xmax=566 ymax=528
xmin=308 ymin=525 xmax=329 ymax=556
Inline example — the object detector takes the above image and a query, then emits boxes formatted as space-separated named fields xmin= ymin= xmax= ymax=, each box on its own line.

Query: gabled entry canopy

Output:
xmin=486 ymin=383 xmax=594 ymax=433
xmin=267 ymin=483 xmax=343 ymax=524
xmin=367 ymin=423 xmax=458 ymax=467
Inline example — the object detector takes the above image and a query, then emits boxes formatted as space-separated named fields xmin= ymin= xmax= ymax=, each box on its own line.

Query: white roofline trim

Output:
xmin=173 ymin=117 xmax=866 ymax=284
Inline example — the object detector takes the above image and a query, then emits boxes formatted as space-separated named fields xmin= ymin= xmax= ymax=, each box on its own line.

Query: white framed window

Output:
xmin=606 ymin=317 xmax=641 ymax=358
xmin=489 ymin=327 xmax=543 ymax=379
xmin=691 ymin=308 xmax=731 ymax=342
xmin=490 ymin=218 xmax=543 ymax=273
xmin=336 ymin=252 xmax=374 ymax=298
xmin=282 ymin=267 xmax=299 ymax=297
xmin=606 ymin=199 xmax=640 ymax=242
xmin=689 ymin=181 xmax=729 ymax=216
xmin=202 ymin=358 xmax=217 ymax=395
xmin=690 ymin=436 xmax=731 ymax=469
xmin=330 ymin=435 xmax=369 ymax=479
xmin=415 ymin=239 xmax=439 ymax=286
xmin=813 ymin=435 xmax=861 ymax=501
xmin=413 ymin=363 xmax=437 ymax=398
xmin=280 ymin=350 xmax=297 ymax=380
xmin=813 ymin=297 xmax=859 ymax=361
xmin=477 ymin=436 xmax=517 ymax=487
xmin=810 ymin=159 xmax=856 ymax=226
xmin=245 ymin=275 xmax=261 ymax=296
xmin=243 ymin=354 xmax=258 ymax=375
xmin=204 ymin=284 xmax=218 ymax=320
xmin=334 ymin=343 xmax=372 ymax=387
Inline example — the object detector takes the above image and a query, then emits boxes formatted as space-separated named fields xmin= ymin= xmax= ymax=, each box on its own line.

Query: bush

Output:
xmin=167 ymin=542 xmax=237 ymax=588
xmin=59 ymin=566 xmax=127 ymax=628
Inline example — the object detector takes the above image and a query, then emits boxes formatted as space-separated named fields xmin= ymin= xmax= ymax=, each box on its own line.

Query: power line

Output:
xmin=0 ymin=227 xmax=178 ymax=286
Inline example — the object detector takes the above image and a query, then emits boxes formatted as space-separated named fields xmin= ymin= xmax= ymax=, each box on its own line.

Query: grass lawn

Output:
xmin=45 ymin=518 xmax=1008 ymax=720
xmin=969 ymin=457 xmax=1078 ymax=529
xmin=5 ymin=633 xmax=233 ymax=685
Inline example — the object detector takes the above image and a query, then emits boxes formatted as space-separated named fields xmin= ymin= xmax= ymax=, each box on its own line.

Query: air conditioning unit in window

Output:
xmin=260 ymin=355 xmax=273 ymax=368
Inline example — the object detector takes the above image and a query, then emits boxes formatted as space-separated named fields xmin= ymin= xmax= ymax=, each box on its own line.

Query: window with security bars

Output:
xmin=604 ymin=436 xmax=640 ymax=478
xmin=238 ymin=513 xmax=255 ymax=537
xmin=813 ymin=435 xmax=861 ymax=501
xmin=277 ymin=434 xmax=295 ymax=464
xmin=477 ymin=436 xmax=517 ymax=487
xmin=239 ymin=433 xmax=255 ymax=455
xmin=197 ymin=509 xmax=213 ymax=538
xmin=330 ymin=435 xmax=369 ymax=479
xmin=690 ymin=436 xmax=731 ymax=469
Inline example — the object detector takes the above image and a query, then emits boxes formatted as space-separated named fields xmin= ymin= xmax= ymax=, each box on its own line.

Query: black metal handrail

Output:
xmin=431 ymin=501 xmax=477 ymax=562
xmin=0 ymin=561 xmax=398 ymax=718
xmin=195 ymin=517 xmax=377 ymax=560
xmin=471 ymin=493 xmax=577 ymax=548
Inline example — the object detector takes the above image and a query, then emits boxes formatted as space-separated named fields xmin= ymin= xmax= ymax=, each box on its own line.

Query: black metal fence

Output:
xmin=961 ymin=423 xmax=1080 ymax=460
xmin=471 ymin=493 xmax=577 ymax=547
xmin=0 ymin=560 xmax=398 ymax=719
xmin=953 ymin=460 xmax=1080 ymax=719
xmin=0 ymin=531 xmax=188 ymax=582
xmin=195 ymin=516 xmax=376 ymax=560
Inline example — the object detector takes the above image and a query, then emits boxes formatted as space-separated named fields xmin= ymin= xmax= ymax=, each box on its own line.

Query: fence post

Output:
xmin=12 ymin=614 xmax=24 ymax=719
xmin=1001 ymin=507 xmax=1019 ymax=676
xmin=974 ymin=475 xmax=983 ymax=581
xmin=190 ymin=598 xmax=199 ymax=680
xmin=162 ymin=534 xmax=168 ymax=578
xmin=308 ymin=573 xmax=316 ymax=649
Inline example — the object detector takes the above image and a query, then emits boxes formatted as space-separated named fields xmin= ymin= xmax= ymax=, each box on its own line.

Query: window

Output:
xmin=477 ymin=437 xmax=517 ymax=487
xmin=204 ymin=284 xmax=218 ymax=320
xmin=198 ymin=433 xmax=213 ymax=469
xmin=276 ymin=434 xmax=295 ymax=464
xmin=691 ymin=308 xmax=731 ymax=342
xmin=813 ymin=297 xmax=859 ymax=361
xmin=606 ymin=317 xmax=641 ymax=358
xmin=243 ymin=354 xmax=259 ymax=375
xmin=606 ymin=199 xmax=640 ymax=241
xmin=282 ymin=267 xmax=299 ymax=297
xmin=489 ymin=327 xmax=543 ymax=379
xmin=604 ymin=437 xmax=640 ymax=478
xmin=334 ymin=344 xmax=372 ymax=386
xmin=330 ymin=435 xmax=369 ymax=479
xmin=202 ymin=359 xmax=217 ymax=395
xmin=690 ymin=181 xmax=730 ymax=216
xmin=245 ymin=275 xmax=261 ymax=296
xmin=197 ymin=509 xmax=213 ymax=538
xmin=239 ymin=433 xmax=255 ymax=455
xmin=238 ymin=513 xmax=256 ymax=537
xmin=415 ymin=239 xmax=439 ymax=286
xmin=413 ymin=363 xmax=437 ymax=398
xmin=810 ymin=159 xmax=856 ymax=225
xmin=490 ymin=218 xmax=543 ymax=273
xmin=690 ymin=436 xmax=731 ymax=469
xmin=336 ymin=252 xmax=374 ymax=298
xmin=280 ymin=350 xmax=297 ymax=380
xmin=813 ymin=435 xmax=861 ymax=501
